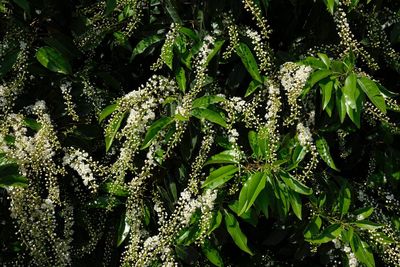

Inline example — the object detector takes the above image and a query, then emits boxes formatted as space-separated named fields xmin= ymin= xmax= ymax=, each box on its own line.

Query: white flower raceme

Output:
xmin=63 ymin=149 xmax=95 ymax=188
xmin=296 ymin=122 xmax=313 ymax=147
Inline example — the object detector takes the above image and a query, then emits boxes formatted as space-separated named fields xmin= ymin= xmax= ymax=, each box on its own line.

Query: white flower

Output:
xmin=297 ymin=122 xmax=313 ymax=147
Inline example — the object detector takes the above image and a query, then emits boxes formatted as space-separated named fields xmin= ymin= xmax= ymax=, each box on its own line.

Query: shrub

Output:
xmin=0 ymin=0 xmax=400 ymax=266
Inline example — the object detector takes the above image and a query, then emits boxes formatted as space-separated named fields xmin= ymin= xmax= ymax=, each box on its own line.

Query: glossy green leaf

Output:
xmin=206 ymin=40 xmax=225 ymax=64
xmin=105 ymin=111 xmax=126 ymax=152
xmin=141 ymin=117 xmax=174 ymax=149
xmin=289 ymin=191 xmax=302 ymax=220
xmin=117 ymin=213 xmax=130 ymax=247
xmin=354 ymin=220 xmax=382 ymax=230
xmin=304 ymin=216 xmax=322 ymax=239
xmin=99 ymin=103 xmax=117 ymax=123
xmin=23 ymin=118 xmax=41 ymax=131
xmin=130 ymin=35 xmax=163 ymax=61
xmin=175 ymin=65 xmax=186 ymax=92
xmin=36 ymin=46 xmax=72 ymax=74
xmin=350 ymin=233 xmax=375 ymax=267
xmin=224 ymin=210 xmax=253 ymax=256
xmin=255 ymin=189 xmax=270 ymax=218
xmin=248 ymin=131 xmax=259 ymax=156
xmin=208 ymin=210 xmax=223 ymax=234
xmin=202 ymin=239 xmax=224 ymax=267
xmin=342 ymin=73 xmax=358 ymax=110
xmin=317 ymin=53 xmax=330 ymax=69
xmin=192 ymin=108 xmax=227 ymax=128
xmin=280 ymin=171 xmax=312 ymax=195
xmin=0 ymin=166 xmax=28 ymax=188
xmin=309 ymin=70 xmax=332 ymax=88
xmin=353 ymin=206 xmax=374 ymax=220
xmin=316 ymin=136 xmax=339 ymax=171
xmin=302 ymin=57 xmax=326 ymax=69
xmin=338 ymin=183 xmax=351 ymax=217
xmin=321 ymin=80 xmax=333 ymax=110
xmin=235 ymin=42 xmax=262 ymax=83
xmin=0 ymin=50 xmax=19 ymax=77
xmin=238 ymin=172 xmax=268 ymax=215
xmin=105 ymin=0 xmax=117 ymax=15
xmin=308 ymin=223 xmax=342 ymax=244
xmin=357 ymin=77 xmax=386 ymax=114
xmin=13 ymin=0 xmax=30 ymax=14
xmin=325 ymin=0 xmax=335 ymax=14
xmin=101 ymin=182 xmax=129 ymax=197
xmin=202 ymin=165 xmax=238 ymax=189
xmin=245 ymin=80 xmax=262 ymax=97
xmin=179 ymin=27 xmax=199 ymax=42
xmin=192 ymin=95 xmax=225 ymax=109
xmin=205 ymin=150 xmax=239 ymax=165
xmin=336 ymin=87 xmax=347 ymax=123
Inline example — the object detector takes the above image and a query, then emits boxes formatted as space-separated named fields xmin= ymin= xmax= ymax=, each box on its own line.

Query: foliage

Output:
xmin=0 ymin=0 xmax=400 ymax=266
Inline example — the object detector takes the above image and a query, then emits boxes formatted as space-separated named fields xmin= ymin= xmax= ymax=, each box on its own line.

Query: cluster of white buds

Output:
xmin=60 ymin=81 xmax=79 ymax=121
xmin=63 ymin=148 xmax=97 ymax=191
xmin=280 ymin=62 xmax=313 ymax=125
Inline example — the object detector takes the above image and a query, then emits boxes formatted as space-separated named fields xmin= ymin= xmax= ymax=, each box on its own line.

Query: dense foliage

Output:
xmin=1 ymin=0 xmax=400 ymax=266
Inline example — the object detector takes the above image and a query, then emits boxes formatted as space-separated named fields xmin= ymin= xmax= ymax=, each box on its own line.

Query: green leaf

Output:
xmin=164 ymin=0 xmax=182 ymax=24
xmin=316 ymin=136 xmax=339 ymax=171
xmin=245 ymin=80 xmax=262 ymax=97
xmin=350 ymin=233 xmax=375 ymax=267
xmin=224 ymin=210 xmax=254 ymax=256
xmin=206 ymin=40 xmax=225 ymax=64
xmin=325 ymin=0 xmax=335 ymax=14
xmin=99 ymin=103 xmax=117 ymax=123
xmin=205 ymin=150 xmax=239 ymax=165
xmin=36 ymin=46 xmax=72 ymax=75
xmin=304 ymin=216 xmax=322 ymax=239
xmin=130 ymin=35 xmax=163 ymax=61
xmin=105 ymin=0 xmax=117 ymax=16
xmin=175 ymin=65 xmax=186 ymax=92
xmin=308 ymin=223 xmax=342 ymax=244
xmin=248 ymin=131 xmax=259 ymax=156
xmin=280 ymin=171 xmax=312 ymax=195
xmin=192 ymin=108 xmax=227 ymax=128
xmin=179 ymin=27 xmax=199 ymax=42
xmin=354 ymin=220 xmax=382 ymax=230
xmin=13 ymin=0 xmax=30 ymax=14
xmin=370 ymin=231 xmax=395 ymax=245
xmin=342 ymin=73 xmax=358 ymax=110
xmin=289 ymin=191 xmax=302 ymax=220
xmin=202 ymin=239 xmax=224 ymax=267
xmin=0 ymin=49 xmax=19 ymax=77
xmin=100 ymin=182 xmax=129 ymax=197
xmin=23 ymin=118 xmax=41 ymax=131
xmin=117 ymin=213 xmax=130 ymax=247
xmin=321 ymin=80 xmax=333 ymax=110
xmin=302 ymin=57 xmax=326 ymax=69
xmin=317 ymin=53 xmax=330 ymax=69
xmin=161 ymin=42 xmax=174 ymax=70
xmin=105 ymin=111 xmax=126 ymax=152
xmin=357 ymin=77 xmax=386 ymax=114
xmin=192 ymin=95 xmax=225 ymax=109
xmin=353 ymin=206 xmax=374 ymax=220
xmin=0 ymin=169 xmax=28 ymax=189
xmin=255 ymin=189 xmax=270 ymax=218
xmin=235 ymin=42 xmax=262 ymax=83
xmin=338 ymin=183 xmax=351 ymax=217
xmin=336 ymin=87 xmax=347 ymax=123
xmin=202 ymin=165 xmax=239 ymax=189
xmin=238 ymin=172 xmax=268 ymax=215
xmin=208 ymin=210 xmax=223 ymax=234
xmin=141 ymin=117 xmax=174 ymax=149
xmin=309 ymin=70 xmax=332 ymax=88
